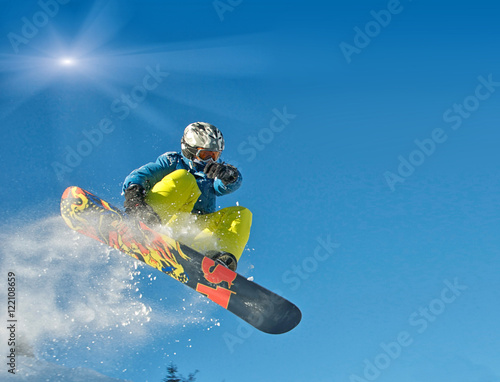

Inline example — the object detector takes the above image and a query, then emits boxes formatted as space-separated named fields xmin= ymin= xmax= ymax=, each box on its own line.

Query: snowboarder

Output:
xmin=122 ymin=122 xmax=251 ymax=271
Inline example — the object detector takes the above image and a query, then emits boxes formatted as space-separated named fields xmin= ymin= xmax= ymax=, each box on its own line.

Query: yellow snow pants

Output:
xmin=145 ymin=169 xmax=252 ymax=260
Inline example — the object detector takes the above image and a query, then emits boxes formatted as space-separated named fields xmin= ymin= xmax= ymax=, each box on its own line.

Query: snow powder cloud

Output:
xmin=0 ymin=214 xmax=217 ymax=366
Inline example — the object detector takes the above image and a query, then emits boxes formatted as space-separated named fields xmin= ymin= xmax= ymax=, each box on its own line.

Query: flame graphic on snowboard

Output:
xmin=61 ymin=186 xmax=190 ymax=283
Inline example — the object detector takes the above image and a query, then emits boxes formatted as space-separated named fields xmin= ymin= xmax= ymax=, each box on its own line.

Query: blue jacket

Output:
xmin=122 ymin=152 xmax=242 ymax=214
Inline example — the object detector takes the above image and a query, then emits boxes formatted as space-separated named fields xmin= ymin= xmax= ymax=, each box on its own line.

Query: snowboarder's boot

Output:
xmin=206 ymin=251 xmax=238 ymax=271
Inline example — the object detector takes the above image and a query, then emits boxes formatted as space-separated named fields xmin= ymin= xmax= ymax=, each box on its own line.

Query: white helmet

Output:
xmin=181 ymin=122 xmax=224 ymax=161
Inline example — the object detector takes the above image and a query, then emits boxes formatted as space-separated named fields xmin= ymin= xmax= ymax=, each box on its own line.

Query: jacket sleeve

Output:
xmin=213 ymin=168 xmax=242 ymax=196
xmin=122 ymin=152 xmax=178 ymax=193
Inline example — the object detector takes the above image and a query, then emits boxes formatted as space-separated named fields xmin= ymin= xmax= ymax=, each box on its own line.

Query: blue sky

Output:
xmin=1 ymin=0 xmax=500 ymax=381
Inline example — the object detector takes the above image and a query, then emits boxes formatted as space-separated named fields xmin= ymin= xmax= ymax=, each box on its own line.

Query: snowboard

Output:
xmin=60 ymin=186 xmax=301 ymax=334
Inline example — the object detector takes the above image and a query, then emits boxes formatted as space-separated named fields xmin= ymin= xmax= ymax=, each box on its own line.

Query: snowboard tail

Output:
xmin=60 ymin=186 xmax=301 ymax=334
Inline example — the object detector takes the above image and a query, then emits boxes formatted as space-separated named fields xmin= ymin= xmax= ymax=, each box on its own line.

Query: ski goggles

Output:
xmin=196 ymin=148 xmax=221 ymax=162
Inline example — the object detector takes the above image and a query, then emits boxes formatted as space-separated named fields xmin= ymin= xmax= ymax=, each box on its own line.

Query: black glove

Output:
xmin=123 ymin=184 xmax=161 ymax=226
xmin=204 ymin=162 xmax=239 ymax=185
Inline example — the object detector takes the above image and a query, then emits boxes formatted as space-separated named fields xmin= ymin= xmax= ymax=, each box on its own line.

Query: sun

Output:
xmin=60 ymin=57 xmax=75 ymax=66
